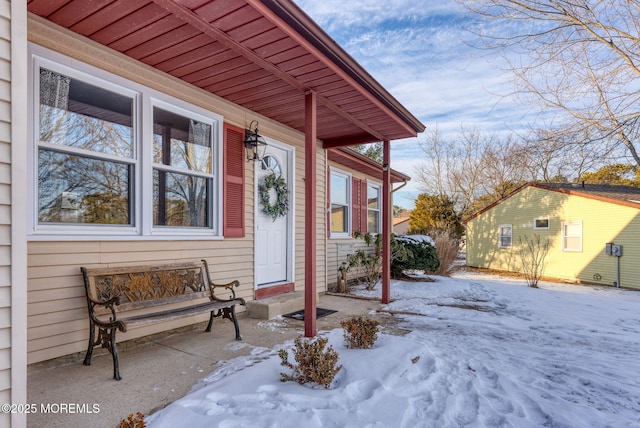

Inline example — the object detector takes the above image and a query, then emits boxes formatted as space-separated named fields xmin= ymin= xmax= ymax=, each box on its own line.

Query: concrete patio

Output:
xmin=27 ymin=294 xmax=403 ymax=428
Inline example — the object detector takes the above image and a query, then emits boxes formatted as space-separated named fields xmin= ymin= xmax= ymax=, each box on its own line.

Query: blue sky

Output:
xmin=295 ymin=0 xmax=534 ymax=209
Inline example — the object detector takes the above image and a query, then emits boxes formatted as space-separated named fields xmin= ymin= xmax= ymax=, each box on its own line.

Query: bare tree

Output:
xmin=463 ymin=0 xmax=640 ymax=168
xmin=519 ymin=126 xmax=614 ymax=182
xmin=518 ymin=234 xmax=551 ymax=288
xmin=415 ymin=126 xmax=534 ymax=216
xmin=415 ymin=127 xmax=491 ymax=215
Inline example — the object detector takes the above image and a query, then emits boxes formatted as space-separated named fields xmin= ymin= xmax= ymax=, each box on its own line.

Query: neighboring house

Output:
xmin=465 ymin=182 xmax=640 ymax=290
xmin=3 ymin=2 xmax=424 ymax=426
xmin=393 ymin=216 xmax=411 ymax=234
xmin=325 ymin=148 xmax=410 ymax=288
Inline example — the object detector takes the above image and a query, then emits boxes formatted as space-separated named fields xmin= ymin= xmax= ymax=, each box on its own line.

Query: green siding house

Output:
xmin=465 ymin=183 xmax=640 ymax=290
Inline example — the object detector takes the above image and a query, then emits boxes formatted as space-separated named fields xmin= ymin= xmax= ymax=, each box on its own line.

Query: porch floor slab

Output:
xmin=27 ymin=294 xmax=402 ymax=428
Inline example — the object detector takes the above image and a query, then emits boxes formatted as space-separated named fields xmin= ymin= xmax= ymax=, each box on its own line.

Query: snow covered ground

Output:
xmin=147 ymin=270 xmax=640 ymax=427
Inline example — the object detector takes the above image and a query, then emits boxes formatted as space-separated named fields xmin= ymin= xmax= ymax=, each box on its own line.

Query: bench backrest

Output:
xmin=82 ymin=261 xmax=212 ymax=314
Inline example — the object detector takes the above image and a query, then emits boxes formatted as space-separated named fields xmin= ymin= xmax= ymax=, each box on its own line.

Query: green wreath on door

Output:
xmin=259 ymin=172 xmax=289 ymax=221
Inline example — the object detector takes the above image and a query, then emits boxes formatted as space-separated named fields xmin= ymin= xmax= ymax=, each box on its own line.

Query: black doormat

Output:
xmin=282 ymin=308 xmax=337 ymax=320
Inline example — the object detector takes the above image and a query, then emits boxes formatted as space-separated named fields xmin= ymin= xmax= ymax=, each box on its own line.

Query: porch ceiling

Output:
xmin=27 ymin=0 xmax=425 ymax=146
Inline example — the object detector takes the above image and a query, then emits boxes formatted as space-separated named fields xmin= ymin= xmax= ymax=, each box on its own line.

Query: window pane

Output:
xmin=563 ymin=223 xmax=581 ymax=250
xmin=331 ymin=204 xmax=348 ymax=233
xmin=535 ymin=218 xmax=549 ymax=228
xmin=368 ymin=210 xmax=379 ymax=232
xmin=154 ymin=170 xmax=210 ymax=227
xmin=367 ymin=185 xmax=379 ymax=209
xmin=39 ymin=68 xmax=134 ymax=158
xmin=499 ymin=225 xmax=512 ymax=247
xmin=564 ymin=223 xmax=580 ymax=237
xmin=153 ymin=107 xmax=212 ymax=174
xmin=564 ymin=237 xmax=580 ymax=250
xmin=331 ymin=174 xmax=348 ymax=205
xmin=501 ymin=236 xmax=512 ymax=247
xmin=260 ymin=155 xmax=281 ymax=174
xmin=38 ymin=149 xmax=131 ymax=224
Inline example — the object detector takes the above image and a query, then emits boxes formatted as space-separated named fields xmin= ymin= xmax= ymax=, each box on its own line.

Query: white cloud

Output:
xmin=295 ymin=0 xmax=537 ymax=208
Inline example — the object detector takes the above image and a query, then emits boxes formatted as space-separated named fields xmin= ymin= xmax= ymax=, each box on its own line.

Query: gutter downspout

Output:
xmin=391 ymin=179 xmax=409 ymax=194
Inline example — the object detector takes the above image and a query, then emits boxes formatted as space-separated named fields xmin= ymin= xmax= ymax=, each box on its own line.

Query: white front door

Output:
xmin=255 ymin=142 xmax=292 ymax=287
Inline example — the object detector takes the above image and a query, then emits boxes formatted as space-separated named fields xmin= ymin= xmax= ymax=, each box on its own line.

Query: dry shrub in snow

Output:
xmin=341 ymin=316 xmax=380 ymax=349
xmin=431 ymin=230 xmax=461 ymax=276
xmin=119 ymin=412 xmax=146 ymax=428
xmin=279 ymin=336 xmax=342 ymax=389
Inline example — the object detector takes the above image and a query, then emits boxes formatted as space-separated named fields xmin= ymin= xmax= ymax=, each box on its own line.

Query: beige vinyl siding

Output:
xmin=292 ymin=141 xmax=327 ymax=293
xmin=466 ymin=186 xmax=640 ymax=289
xmin=26 ymin=16 xmax=328 ymax=363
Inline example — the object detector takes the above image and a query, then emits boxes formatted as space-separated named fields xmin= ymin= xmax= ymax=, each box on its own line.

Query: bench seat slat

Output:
xmin=114 ymin=299 xmax=244 ymax=327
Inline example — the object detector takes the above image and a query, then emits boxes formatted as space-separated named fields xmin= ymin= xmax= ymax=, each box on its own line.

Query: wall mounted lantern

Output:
xmin=244 ymin=120 xmax=267 ymax=162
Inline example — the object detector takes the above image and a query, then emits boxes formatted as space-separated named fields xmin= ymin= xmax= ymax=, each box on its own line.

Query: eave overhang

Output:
xmin=27 ymin=0 xmax=425 ymax=146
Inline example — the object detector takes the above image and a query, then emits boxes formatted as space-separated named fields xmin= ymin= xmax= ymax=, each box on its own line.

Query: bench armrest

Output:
xmin=210 ymin=280 xmax=241 ymax=301
xmin=88 ymin=295 xmax=120 ymax=308
xmin=86 ymin=296 xmax=127 ymax=331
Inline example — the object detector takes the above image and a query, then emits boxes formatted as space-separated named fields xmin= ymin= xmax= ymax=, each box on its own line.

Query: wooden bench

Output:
xmin=81 ymin=260 xmax=245 ymax=380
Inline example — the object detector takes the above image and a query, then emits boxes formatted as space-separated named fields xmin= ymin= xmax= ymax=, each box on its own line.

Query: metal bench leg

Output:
xmin=110 ymin=328 xmax=121 ymax=381
xmin=230 ymin=306 xmax=242 ymax=341
xmin=83 ymin=323 xmax=95 ymax=366
xmin=205 ymin=311 xmax=214 ymax=332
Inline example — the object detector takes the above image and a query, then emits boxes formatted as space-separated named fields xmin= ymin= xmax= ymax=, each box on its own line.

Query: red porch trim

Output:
xmin=304 ymin=90 xmax=317 ymax=337
xmin=223 ymin=123 xmax=246 ymax=238
xmin=254 ymin=283 xmax=295 ymax=300
xmin=322 ymin=135 xmax=379 ymax=148
xmin=327 ymin=147 xmax=411 ymax=183
xmin=382 ymin=140 xmax=391 ymax=304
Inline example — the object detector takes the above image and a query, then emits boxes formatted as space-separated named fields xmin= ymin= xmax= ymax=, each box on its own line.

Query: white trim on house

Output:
xmin=367 ymin=181 xmax=382 ymax=234
xmin=561 ymin=221 xmax=583 ymax=252
xmin=499 ymin=224 xmax=512 ymax=248
xmin=329 ymin=167 xmax=352 ymax=239
xmin=253 ymin=137 xmax=296 ymax=289
xmin=11 ymin=1 xmax=29 ymax=426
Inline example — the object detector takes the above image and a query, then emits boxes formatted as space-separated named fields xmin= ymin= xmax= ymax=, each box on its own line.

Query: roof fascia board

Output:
xmin=531 ymin=183 xmax=640 ymax=210
xmin=462 ymin=182 xmax=531 ymax=224
xmin=323 ymin=135 xmax=379 ymax=148
xmin=328 ymin=147 xmax=411 ymax=182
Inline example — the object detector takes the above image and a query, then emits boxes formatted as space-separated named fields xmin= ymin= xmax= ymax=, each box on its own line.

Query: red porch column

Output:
xmin=382 ymin=140 xmax=391 ymax=304
xmin=304 ymin=91 xmax=317 ymax=337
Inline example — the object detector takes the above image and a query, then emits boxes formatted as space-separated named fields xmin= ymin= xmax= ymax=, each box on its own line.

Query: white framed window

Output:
xmin=499 ymin=224 xmax=512 ymax=248
xmin=29 ymin=45 xmax=223 ymax=240
xmin=151 ymin=100 xmax=216 ymax=232
xmin=562 ymin=221 xmax=582 ymax=252
xmin=329 ymin=168 xmax=351 ymax=237
xmin=534 ymin=217 xmax=550 ymax=229
xmin=367 ymin=183 xmax=381 ymax=233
